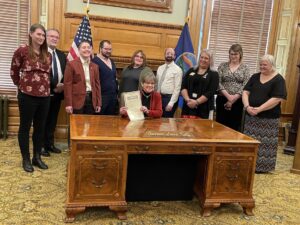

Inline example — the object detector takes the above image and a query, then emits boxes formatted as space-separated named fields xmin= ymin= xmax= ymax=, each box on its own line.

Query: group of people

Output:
xmin=11 ymin=23 xmax=287 ymax=174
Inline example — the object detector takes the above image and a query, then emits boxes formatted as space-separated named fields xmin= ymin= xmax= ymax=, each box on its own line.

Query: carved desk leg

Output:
xmin=240 ymin=202 xmax=255 ymax=216
xmin=109 ymin=205 xmax=128 ymax=220
xmin=65 ymin=206 xmax=86 ymax=223
xmin=201 ymin=207 xmax=213 ymax=217
xmin=201 ymin=203 xmax=220 ymax=217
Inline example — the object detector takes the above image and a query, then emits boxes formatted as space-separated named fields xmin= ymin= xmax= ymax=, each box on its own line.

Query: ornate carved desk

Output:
xmin=65 ymin=115 xmax=259 ymax=222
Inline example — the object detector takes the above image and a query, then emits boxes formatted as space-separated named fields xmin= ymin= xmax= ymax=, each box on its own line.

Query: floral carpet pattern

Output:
xmin=0 ymin=138 xmax=299 ymax=225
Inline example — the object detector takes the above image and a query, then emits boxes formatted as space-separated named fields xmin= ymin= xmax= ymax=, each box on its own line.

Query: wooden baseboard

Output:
xmin=290 ymin=168 xmax=300 ymax=175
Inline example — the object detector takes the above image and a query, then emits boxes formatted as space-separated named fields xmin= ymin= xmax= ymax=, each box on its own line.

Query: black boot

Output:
xmin=41 ymin=147 xmax=51 ymax=157
xmin=22 ymin=159 xmax=34 ymax=172
xmin=32 ymin=154 xmax=48 ymax=169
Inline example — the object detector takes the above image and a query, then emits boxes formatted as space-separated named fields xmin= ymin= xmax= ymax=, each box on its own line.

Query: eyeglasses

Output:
xmin=48 ymin=35 xmax=59 ymax=39
xmin=135 ymin=55 xmax=144 ymax=59
xmin=144 ymin=82 xmax=155 ymax=85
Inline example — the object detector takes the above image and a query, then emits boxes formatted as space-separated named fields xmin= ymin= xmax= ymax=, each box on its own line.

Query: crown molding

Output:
xmin=64 ymin=12 xmax=183 ymax=30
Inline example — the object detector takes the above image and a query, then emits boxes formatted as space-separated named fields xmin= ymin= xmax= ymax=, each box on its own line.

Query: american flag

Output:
xmin=67 ymin=16 xmax=93 ymax=61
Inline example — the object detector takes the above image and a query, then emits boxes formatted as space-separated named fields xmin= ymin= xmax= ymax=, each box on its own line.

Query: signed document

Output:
xmin=123 ymin=91 xmax=144 ymax=121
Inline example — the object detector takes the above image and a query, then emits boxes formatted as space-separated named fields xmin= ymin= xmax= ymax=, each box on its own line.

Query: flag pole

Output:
xmin=85 ymin=0 xmax=90 ymax=17
xmin=185 ymin=16 xmax=189 ymax=23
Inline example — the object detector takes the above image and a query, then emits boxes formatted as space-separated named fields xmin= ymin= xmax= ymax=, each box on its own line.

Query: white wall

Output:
xmin=66 ymin=0 xmax=189 ymax=25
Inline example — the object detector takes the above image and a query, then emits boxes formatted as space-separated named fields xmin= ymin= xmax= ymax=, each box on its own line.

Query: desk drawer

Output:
xmin=127 ymin=145 xmax=212 ymax=154
xmin=76 ymin=143 xmax=125 ymax=153
xmin=215 ymin=146 xmax=254 ymax=153
xmin=72 ymin=153 xmax=125 ymax=201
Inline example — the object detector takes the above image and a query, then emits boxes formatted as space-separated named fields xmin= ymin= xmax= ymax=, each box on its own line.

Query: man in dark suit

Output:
xmin=64 ymin=40 xmax=101 ymax=115
xmin=41 ymin=29 xmax=66 ymax=157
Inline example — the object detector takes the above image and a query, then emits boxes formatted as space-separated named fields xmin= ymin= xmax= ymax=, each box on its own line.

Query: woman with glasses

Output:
xmin=216 ymin=44 xmax=251 ymax=131
xmin=119 ymin=50 xmax=152 ymax=96
xmin=120 ymin=71 xmax=162 ymax=118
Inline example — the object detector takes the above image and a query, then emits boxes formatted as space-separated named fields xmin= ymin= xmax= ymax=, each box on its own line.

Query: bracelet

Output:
xmin=244 ymin=105 xmax=249 ymax=110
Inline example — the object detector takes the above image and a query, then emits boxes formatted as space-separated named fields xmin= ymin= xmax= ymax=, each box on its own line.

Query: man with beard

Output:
xmin=156 ymin=48 xmax=183 ymax=117
xmin=92 ymin=40 xmax=118 ymax=115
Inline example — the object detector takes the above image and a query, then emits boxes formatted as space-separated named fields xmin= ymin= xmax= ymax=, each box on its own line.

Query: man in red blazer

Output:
xmin=64 ymin=40 xmax=101 ymax=114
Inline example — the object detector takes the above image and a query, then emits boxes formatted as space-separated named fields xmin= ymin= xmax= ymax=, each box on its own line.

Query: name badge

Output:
xmin=192 ymin=93 xmax=197 ymax=98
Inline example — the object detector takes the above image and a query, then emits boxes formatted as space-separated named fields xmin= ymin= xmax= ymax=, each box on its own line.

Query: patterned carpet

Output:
xmin=0 ymin=138 xmax=299 ymax=225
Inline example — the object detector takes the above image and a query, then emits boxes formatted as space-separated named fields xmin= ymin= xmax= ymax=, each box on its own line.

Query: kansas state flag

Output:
xmin=175 ymin=23 xmax=194 ymax=60
xmin=174 ymin=23 xmax=196 ymax=109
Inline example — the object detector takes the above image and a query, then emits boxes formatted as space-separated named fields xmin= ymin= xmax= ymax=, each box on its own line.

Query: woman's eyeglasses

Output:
xmin=144 ymin=82 xmax=155 ymax=85
xmin=135 ymin=55 xmax=144 ymax=59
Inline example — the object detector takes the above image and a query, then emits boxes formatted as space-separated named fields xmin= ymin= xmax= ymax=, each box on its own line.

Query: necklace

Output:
xmin=198 ymin=69 xmax=208 ymax=76
xmin=142 ymin=91 xmax=151 ymax=98
xmin=229 ymin=63 xmax=240 ymax=73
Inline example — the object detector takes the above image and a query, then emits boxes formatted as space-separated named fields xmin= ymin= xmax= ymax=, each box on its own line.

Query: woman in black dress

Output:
xmin=242 ymin=54 xmax=287 ymax=173
xmin=181 ymin=49 xmax=219 ymax=119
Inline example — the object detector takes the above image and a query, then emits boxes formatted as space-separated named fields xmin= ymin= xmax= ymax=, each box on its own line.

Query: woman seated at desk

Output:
xmin=119 ymin=71 xmax=163 ymax=118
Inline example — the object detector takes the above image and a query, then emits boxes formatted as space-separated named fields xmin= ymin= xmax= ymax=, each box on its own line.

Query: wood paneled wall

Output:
xmin=269 ymin=0 xmax=300 ymax=116
xmin=46 ymin=0 xmax=185 ymax=70
xmin=62 ymin=12 xmax=183 ymax=69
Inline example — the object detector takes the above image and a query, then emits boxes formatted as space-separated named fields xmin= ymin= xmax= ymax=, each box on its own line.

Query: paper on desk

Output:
xmin=123 ymin=91 xmax=145 ymax=121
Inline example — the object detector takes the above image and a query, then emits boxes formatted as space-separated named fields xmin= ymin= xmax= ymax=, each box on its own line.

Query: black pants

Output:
xmin=216 ymin=95 xmax=243 ymax=131
xmin=73 ymin=92 xmax=95 ymax=115
xmin=161 ymin=94 xmax=177 ymax=118
xmin=18 ymin=92 xmax=50 ymax=160
xmin=100 ymin=94 xmax=118 ymax=115
xmin=44 ymin=94 xmax=62 ymax=148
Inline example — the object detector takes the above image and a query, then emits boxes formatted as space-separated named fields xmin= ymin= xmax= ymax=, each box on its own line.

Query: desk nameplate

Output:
xmin=143 ymin=130 xmax=194 ymax=138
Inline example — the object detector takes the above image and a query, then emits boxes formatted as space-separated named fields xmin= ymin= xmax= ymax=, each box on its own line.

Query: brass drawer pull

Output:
xmin=134 ymin=146 xmax=150 ymax=151
xmin=229 ymin=147 xmax=241 ymax=152
xmin=92 ymin=162 xmax=108 ymax=170
xmin=230 ymin=163 xmax=240 ymax=170
xmin=226 ymin=174 xmax=239 ymax=181
xmin=93 ymin=145 xmax=108 ymax=153
xmin=91 ymin=179 xmax=107 ymax=188
xmin=192 ymin=146 xmax=210 ymax=153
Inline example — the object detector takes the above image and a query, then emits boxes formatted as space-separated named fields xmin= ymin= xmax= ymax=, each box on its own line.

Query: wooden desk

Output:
xmin=65 ymin=115 xmax=259 ymax=222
